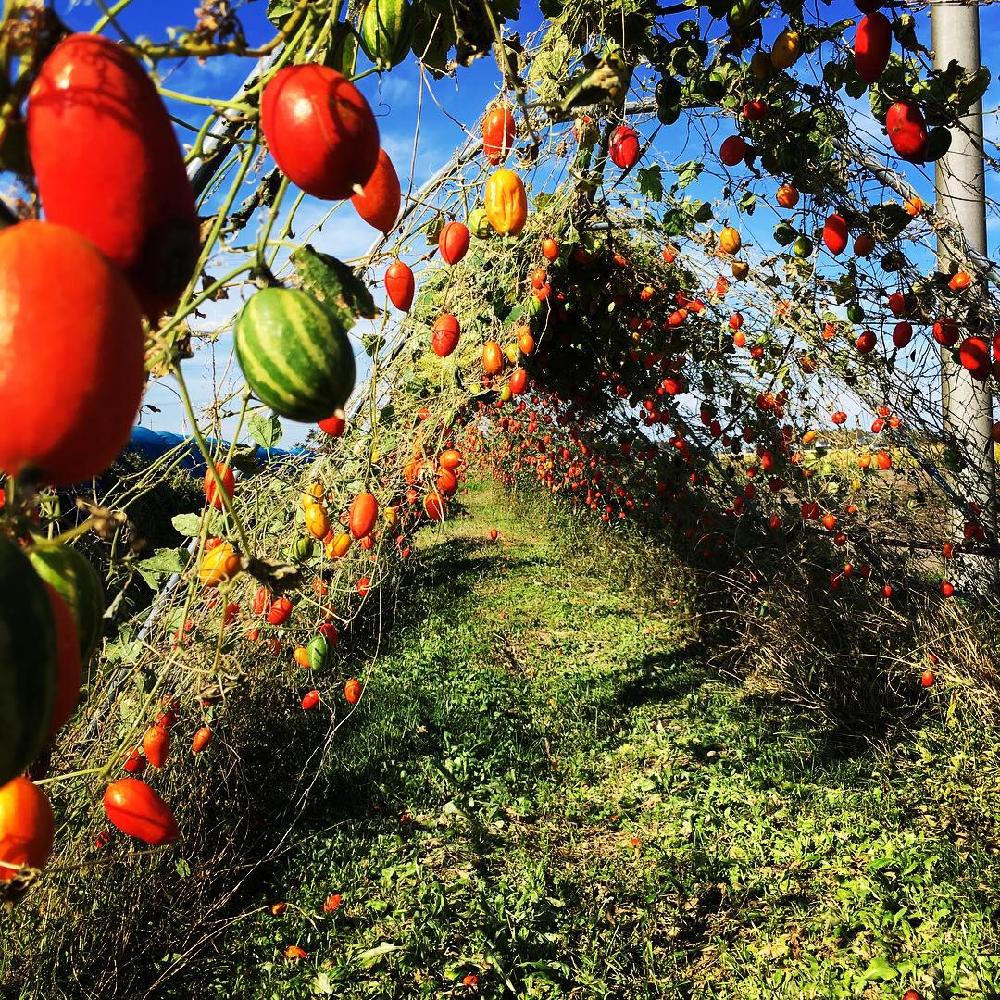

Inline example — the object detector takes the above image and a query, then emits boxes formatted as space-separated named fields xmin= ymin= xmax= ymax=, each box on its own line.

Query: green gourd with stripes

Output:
xmin=234 ymin=287 xmax=356 ymax=423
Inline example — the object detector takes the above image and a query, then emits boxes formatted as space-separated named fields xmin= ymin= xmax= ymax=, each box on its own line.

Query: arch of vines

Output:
xmin=1 ymin=0 xmax=999 ymax=988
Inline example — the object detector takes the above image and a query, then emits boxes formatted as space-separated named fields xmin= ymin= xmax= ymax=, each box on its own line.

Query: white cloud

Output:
xmin=161 ymin=53 xmax=245 ymax=99
xmin=372 ymin=70 xmax=420 ymax=111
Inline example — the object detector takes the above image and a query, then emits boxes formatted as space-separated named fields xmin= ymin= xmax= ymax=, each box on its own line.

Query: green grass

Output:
xmin=156 ymin=481 xmax=1000 ymax=1000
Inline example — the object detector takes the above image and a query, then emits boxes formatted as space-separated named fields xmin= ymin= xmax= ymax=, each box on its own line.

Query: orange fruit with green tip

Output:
xmin=717 ymin=226 xmax=741 ymax=256
xmin=305 ymin=503 xmax=331 ymax=539
xmin=199 ymin=541 xmax=241 ymax=587
xmin=482 ymin=341 xmax=505 ymax=376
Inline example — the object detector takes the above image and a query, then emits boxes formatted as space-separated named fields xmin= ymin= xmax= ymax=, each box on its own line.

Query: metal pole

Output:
xmin=930 ymin=0 xmax=997 ymax=590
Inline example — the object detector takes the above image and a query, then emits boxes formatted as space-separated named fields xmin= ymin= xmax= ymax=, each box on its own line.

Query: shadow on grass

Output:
xmin=613 ymin=647 xmax=712 ymax=708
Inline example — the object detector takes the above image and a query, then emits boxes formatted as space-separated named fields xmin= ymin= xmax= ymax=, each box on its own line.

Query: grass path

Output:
xmin=179 ymin=482 xmax=1000 ymax=1000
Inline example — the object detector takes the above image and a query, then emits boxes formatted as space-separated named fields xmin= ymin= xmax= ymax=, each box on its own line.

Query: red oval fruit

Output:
xmin=124 ymin=749 xmax=146 ymax=775
xmin=854 ymin=12 xmax=891 ymax=84
xmin=44 ymin=585 xmax=82 ymax=738
xmin=958 ymin=336 xmax=991 ymax=379
xmin=0 ymin=777 xmax=55 ymax=882
xmin=192 ymin=726 xmax=213 ymax=754
xmin=0 ymin=220 xmax=145 ymax=486
xmin=27 ymin=33 xmax=198 ymax=318
xmin=252 ymin=586 xmax=273 ymax=618
xmin=318 ymin=411 xmax=346 ymax=436
xmin=482 ymin=104 xmax=515 ymax=164
xmin=822 ymin=214 xmax=849 ymax=256
xmin=261 ymin=65 xmax=379 ymax=200
xmin=103 ymin=778 xmax=179 ymax=845
xmin=267 ymin=596 xmax=294 ymax=626
xmin=301 ymin=690 xmax=321 ymax=710
xmin=855 ymin=329 xmax=877 ymax=354
xmin=892 ymin=321 xmax=913 ymax=348
xmin=719 ymin=135 xmax=746 ymax=167
xmin=887 ymin=290 xmax=909 ymax=316
xmin=510 ymin=368 xmax=528 ymax=395
xmin=384 ymin=259 xmax=415 ymax=312
xmin=608 ymin=125 xmax=640 ymax=170
xmin=432 ymin=314 xmax=461 ymax=358
xmin=349 ymin=492 xmax=379 ymax=539
xmin=436 ymin=468 xmax=458 ymax=496
xmin=351 ymin=148 xmax=400 ymax=234
xmin=344 ymin=678 xmax=362 ymax=705
xmin=204 ymin=463 xmax=235 ymax=511
xmin=886 ymin=101 xmax=928 ymax=163
xmin=423 ymin=493 xmax=446 ymax=521
xmin=142 ymin=723 xmax=170 ymax=769
xmin=933 ymin=316 xmax=959 ymax=347
xmin=438 ymin=221 xmax=471 ymax=265
xmin=482 ymin=340 xmax=505 ymax=376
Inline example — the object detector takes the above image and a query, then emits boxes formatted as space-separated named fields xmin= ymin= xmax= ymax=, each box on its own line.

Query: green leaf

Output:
xmin=409 ymin=2 xmax=451 ymax=77
xmin=867 ymin=855 xmax=895 ymax=872
xmin=310 ymin=972 xmax=335 ymax=996
xmin=291 ymin=245 xmax=378 ymax=327
xmin=862 ymin=957 xmax=898 ymax=982
xmin=675 ymin=160 xmax=703 ymax=189
xmin=362 ymin=329 xmax=386 ymax=357
xmin=636 ymin=165 xmax=663 ymax=201
xmin=266 ymin=0 xmax=296 ymax=27
xmin=408 ymin=0 xmax=519 ymax=77
xmin=118 ymin=691 xmax=142 ymax=725
xmin=171 ymin=512 xmax=210 ymax=537
xmin=738 ymin=191 xmax=757 ymax=216
xmin=691 ymin=200 xmax=714 ymax=223
xmin=104 ymin=638 xmax=144 ymax=665
xmin=355 ymin=942 xmax=401 ymax=967
xmin=135 ymin=548 xmax=187 ymax=589
xmin=248 ymin=411 xmax=283 ymax=450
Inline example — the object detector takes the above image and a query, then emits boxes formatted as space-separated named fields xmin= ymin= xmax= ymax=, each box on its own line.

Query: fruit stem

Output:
xmin=156 ymin=87 xmax=256 ymax=115
xmin=34 ymin=765 xmax=105 ymax=787
xmin=40 ymin=517 xmax=97 ymax=548
xmin=256 ymin=175 xmax=290 ymax=275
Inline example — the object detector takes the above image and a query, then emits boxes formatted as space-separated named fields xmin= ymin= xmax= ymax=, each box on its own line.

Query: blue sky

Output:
xmin=53 ymin=1 xmax=1000 ymax=443
xmin=57 ymin=1 xmax=548 ymax=446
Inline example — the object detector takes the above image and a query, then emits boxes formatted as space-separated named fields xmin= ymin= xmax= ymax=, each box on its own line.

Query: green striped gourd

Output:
xmin=0 ymin=537 xmax=57 ymax=786
xmin=307 ymin=634 xmax=329 ymax=671
xmin=28 ymin=543 xmax=105 ymax=664
xmin=234 ymin=287 xmax=356 ymax=423
xmin=359 ymin=0 xmax=412 ymax=71
xmin=290 ymin=536 xmax=315 ymax=563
